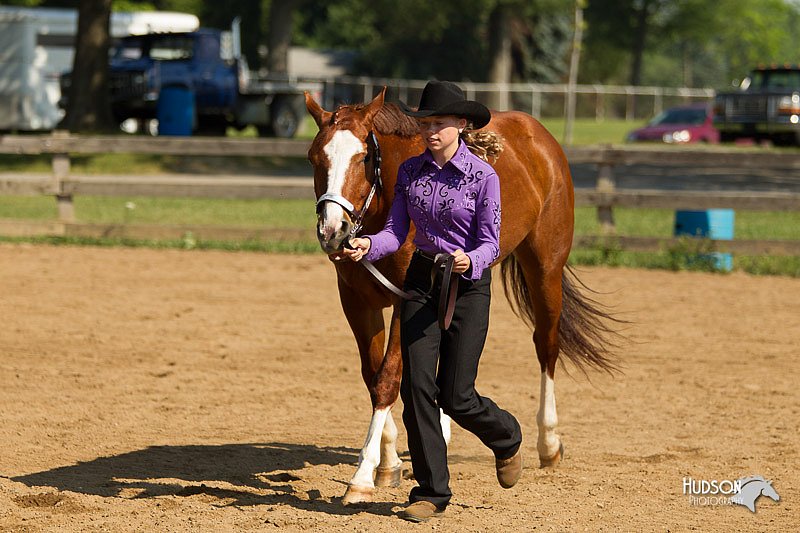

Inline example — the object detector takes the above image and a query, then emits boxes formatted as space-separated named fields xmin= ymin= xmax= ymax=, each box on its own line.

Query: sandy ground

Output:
xmin=0 ymin=243 xmax=797 ymax=532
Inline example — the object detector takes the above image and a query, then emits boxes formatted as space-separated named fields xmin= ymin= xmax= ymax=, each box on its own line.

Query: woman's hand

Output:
xmin=451 ymin=249 xmax=471 ymax=274
xmin=342 ymin=237 xmax=371 ymax=262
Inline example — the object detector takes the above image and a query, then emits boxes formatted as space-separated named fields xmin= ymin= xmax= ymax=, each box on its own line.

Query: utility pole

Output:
xmin=564 ymin=0 xmax=584 ymax=145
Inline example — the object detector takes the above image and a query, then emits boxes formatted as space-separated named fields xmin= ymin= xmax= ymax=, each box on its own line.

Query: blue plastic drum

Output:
xmin=157 ymin=85 xmax=195 ymax=136
xmin=674 ymin=209 xmax=735 ymax=271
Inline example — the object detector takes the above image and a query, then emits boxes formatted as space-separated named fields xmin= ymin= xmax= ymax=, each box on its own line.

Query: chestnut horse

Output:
xmin=305 ymin=88 xmax=617 ymax=504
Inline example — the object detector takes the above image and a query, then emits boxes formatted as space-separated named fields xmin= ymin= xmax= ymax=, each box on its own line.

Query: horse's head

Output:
xmin=305 ymin=88 xmax=387 ymax=255
xmin=762 ymin=480 xmax=780 ymax=501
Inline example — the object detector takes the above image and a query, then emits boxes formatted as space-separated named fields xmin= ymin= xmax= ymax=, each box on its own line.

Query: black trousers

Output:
xmin=400 ymin=253 xmax=522 ymax=509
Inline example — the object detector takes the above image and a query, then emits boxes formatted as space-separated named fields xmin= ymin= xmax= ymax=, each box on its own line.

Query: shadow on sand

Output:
xmin=11 ymin=442 xmax=399 ymax=517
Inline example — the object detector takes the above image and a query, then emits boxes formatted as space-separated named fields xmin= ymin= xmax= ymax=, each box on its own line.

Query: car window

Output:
xmin=649 ymin=108 xmax=707 ymax=126
xmin=112 ymin=38 xmax=143 ymax=60
xmin=149 ymin=36 xmax=194 ymax=61
xmin=749 ymin=70 xmax=800 ymax=90
xmin=764 ymin=70 xmax=800 ymax=89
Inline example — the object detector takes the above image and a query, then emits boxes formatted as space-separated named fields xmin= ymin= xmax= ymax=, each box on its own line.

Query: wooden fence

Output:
xmin=1 ymin=133 xmax=800 ymax=254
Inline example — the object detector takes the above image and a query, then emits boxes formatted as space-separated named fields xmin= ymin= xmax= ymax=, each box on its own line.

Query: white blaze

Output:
xmin=320 ymin=130 xmax=363 ymax=237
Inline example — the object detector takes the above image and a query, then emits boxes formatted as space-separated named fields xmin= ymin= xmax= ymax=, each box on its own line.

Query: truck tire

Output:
xmin=264 ymin=98 xmax=300 ymax=138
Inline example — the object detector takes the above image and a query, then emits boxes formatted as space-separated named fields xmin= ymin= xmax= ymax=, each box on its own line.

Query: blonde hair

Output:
xmin=462 ymin=129 xmax=504 ymax=163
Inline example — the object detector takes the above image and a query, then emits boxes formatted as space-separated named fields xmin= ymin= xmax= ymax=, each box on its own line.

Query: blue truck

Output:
xmin=61 ymin=19 xmax=318 ymax=137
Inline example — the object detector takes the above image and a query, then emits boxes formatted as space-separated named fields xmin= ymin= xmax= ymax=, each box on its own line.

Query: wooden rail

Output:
xmin=1 ymin=133 xmax=799 ymax=254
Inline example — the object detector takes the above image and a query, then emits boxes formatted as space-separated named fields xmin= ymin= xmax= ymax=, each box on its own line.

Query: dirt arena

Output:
xmin=0 ymin=243 xmax=797 ymax=532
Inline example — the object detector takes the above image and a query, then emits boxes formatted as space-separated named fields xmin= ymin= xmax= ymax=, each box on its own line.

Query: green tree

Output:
xmin=581 ymin=0 xmax=800 ymax=89
xmin=295 ymin=0 xmax=572 ymax=83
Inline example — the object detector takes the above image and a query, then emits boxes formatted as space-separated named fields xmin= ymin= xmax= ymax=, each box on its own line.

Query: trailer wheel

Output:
xmin=262 ymin=98 xmax=300 ymax=138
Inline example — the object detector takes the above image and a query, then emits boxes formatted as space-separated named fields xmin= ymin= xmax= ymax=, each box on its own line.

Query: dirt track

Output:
xmin=0 ymin=243 xmax=797 ymax=532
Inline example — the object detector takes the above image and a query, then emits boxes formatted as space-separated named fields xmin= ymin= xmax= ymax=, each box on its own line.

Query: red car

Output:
xmin=626 ymin=103 xmax=720 ymax=144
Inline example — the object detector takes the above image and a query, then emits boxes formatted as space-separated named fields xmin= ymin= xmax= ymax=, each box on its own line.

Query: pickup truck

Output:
xmin=61 ymin=20 xmax=318 ymax=137
xmin=713 ymin=65 xmax=800 ymax=145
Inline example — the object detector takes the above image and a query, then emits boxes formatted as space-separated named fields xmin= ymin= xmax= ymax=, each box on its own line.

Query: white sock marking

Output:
xmin=440 ymin=409 xmax=452 ymax=446
xmin=349 ymin=407 xmax=390 ymax=489
xmin=537 ymin=371 xmax=560 ymax=459
xmin=380 ymin=409 xmax=402 ymax=470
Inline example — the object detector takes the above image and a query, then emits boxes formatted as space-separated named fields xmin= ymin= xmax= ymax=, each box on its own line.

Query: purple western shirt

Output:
xmin=364 ymin=140 xmax=501 ymax=280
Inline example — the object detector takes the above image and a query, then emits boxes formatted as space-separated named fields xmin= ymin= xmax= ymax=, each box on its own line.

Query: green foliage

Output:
xmin=3 ymin=197 xmax=800 ymax=276
xmin=582 ymin=0 xmax=800 ymax=88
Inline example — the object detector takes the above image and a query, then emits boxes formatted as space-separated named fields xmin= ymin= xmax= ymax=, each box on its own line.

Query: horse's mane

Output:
xmin=334 ymin=101 xmax=503 ymax=162
xmin=334 ymin=102 xmax=419 ymax=138
xmin=738 ymin=476 xmax=767 ymax=487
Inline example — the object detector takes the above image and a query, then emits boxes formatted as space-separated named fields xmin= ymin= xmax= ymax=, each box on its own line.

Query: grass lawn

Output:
xmin=2 ymin=195 xmax=799 ymax=276
xmin=1 ymin=117 xmax=799 ymax=276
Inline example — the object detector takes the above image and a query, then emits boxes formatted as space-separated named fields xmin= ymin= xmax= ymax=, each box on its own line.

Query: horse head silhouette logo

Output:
xmin=730 ymin=476 xmax=780 ymax=513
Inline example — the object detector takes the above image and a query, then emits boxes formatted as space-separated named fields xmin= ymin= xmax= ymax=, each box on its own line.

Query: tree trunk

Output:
xmin=487 ymin=4 xmax=512 ymax=111
xmin=628 ymin=0 xmax=651 ymax=119
xmin=682 ymin=42 xmax=693 ymax=88
xmin=60 ymin=0 xmax=115 ymax=133
xmin=266 ymin=0 xmax=298 ymax=75
xmin=629 ymin=0 xmax=649 ymax=87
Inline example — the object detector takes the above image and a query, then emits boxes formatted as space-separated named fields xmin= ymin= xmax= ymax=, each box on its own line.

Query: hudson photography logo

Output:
xmin=682 ymin=475 xmax=781 ymax=512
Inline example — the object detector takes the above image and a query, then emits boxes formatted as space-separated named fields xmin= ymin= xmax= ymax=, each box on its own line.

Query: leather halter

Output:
xmin=315 ymin=131 xmax=382 ymax=238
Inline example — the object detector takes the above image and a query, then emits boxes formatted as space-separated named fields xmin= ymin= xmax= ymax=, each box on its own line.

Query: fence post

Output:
xmin=51 ymin=131 xmax=74 ymax=223
xmin=530 ymin=88 xmax=541 ymax=118
xmin=596 ymin=160 xmax=616 ymax=234
xmin=594 ymin=85 xmax=604 ymax=122
xmin=626 ymin=87 xmax=634 ymax=121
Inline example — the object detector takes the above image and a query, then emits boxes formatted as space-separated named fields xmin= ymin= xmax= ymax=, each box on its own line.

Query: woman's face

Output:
xmin=416 ymin=115 xmax=467 ymax=153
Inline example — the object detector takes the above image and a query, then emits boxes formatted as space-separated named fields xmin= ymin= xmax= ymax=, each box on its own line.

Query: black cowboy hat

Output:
xmin=399 ymin=80 xmax=491 ymax=129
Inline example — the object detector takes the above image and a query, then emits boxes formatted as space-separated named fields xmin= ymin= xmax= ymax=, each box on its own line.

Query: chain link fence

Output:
xmin=304 ymin=75 xmax=715 ymax=122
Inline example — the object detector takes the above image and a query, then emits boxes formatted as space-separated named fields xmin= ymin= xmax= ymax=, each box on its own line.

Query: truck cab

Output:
xmin=61 ymin=24 xmax=311 ymax=137
xmin=107 ymin=29 xmax=238 ymax=134
xmin=713 ymin=65 xmax=800 ymax=145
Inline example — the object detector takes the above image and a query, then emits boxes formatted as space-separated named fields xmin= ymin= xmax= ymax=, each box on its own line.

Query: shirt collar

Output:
xmin=420 ymin=140 xmax=471 ymax=175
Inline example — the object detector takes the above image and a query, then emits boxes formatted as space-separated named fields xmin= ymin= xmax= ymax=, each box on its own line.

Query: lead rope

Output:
xmin=342 ymin=131 xmax=458 ymax=329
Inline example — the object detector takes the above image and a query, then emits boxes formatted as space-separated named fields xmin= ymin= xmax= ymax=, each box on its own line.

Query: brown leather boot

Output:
xmin=496 ymin=448 xmax=523 ymax=489
xmin=399 ymin=500 xmax=445 ymax=522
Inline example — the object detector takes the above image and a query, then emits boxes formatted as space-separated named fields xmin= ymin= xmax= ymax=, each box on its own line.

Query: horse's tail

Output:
xmin=501 ymin=256 xmax=623 ymax=374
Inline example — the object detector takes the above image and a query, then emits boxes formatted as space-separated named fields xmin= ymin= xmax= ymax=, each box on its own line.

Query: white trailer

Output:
xmin=0 ymin=7 xmax=199 ymax=131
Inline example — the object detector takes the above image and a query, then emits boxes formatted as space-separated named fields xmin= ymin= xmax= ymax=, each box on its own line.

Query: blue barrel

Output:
xmin=157 ymin=85 xmax=195 ymax=136
xmin=674 ymin=209 xmax=735 ymax=271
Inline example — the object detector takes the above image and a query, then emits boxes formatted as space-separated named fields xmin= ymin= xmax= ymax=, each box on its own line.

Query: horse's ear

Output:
xmin=363 ymin=86 xmax=387 ymax=123
xmin=305 ymin=92 xmax=331 ymax=129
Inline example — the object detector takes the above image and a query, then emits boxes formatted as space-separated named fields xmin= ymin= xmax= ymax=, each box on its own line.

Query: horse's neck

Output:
xmin=740 ymin=481 xmax=765 ymax=496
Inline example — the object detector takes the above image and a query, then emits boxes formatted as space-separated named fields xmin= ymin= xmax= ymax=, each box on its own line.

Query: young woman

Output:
xmin=343 ymin=80 xmax=523 ymax=523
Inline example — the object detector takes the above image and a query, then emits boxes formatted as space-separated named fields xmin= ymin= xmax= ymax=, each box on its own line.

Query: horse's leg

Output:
xmin=515 ymin=240 xmax=567 ymax=467
xmin=373 ymin=305 xmax=404 ymax=488
xmin=337 ymin=285 xmax=402 ymax=504
xmin=440 ymin=411 xmax=452 ymax=445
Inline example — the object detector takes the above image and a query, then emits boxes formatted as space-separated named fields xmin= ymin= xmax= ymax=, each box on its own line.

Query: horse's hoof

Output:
xmin=374 ymin=464 xmax=403 ymax=488
xmin=539 ymin=442 xmax=565 ymax=468
xmin=341 ymin=485 xmax=374 ymax=505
